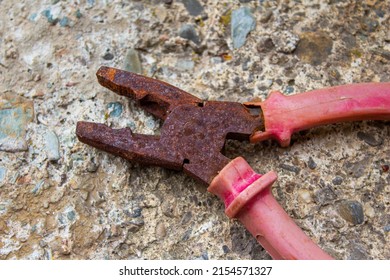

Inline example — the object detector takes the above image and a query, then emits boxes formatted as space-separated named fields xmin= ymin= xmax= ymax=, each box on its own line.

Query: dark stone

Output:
xmin=200 ymin=252 xmax=209 ymax=260
xmin=182 ymin=228 xmax=192 ymax=241
xmin=373 ymin=49 xmax=390 ymax=61
xmin=239 ymin=0 xmax=254 ymax=2
xmin=308 ymin=157 xmax=317 ymax=170
xmin=181 ymin=211 xmax=192 ymax=225
xmin=357 ymin=131 xmax=383 ymax=146
xmin=222 ymin=245 xmax=230 ymax=253
xmin=279 ymin=163 xmax=300 ymax=174
xmin=342 ymin=34 xmax=356 ymax=49
xmin=332 ymin=176 xmax=343 ymax=185
xmin=314 ymin=186 xmax=337 ymax=205
xmin=338 ymin=200 xmax=364 ymax=225
xmin=256 ymin=37 xmax=274 ymax=53
xmin=103 ymin=52 xmax=114 ymax=60
xmin=348 ymin=241 xmax=369 ymax=260
xmin=179 ymin=24 xmax=200 ymax=45
xmin=343 ymin=157 xmax=369 ymax=178
xmin=180 ymin=0 xmax=204 ymax=16
xmin=294 ymin=32 xmax=333 ymax=66
xmin=361 ymin=18 xmax=379 ymax=33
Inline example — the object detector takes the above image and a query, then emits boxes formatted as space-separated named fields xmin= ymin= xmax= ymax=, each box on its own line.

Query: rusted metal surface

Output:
xmin=77 ymin=67 xmax=263 ymax=185
xmin=97 ymin=66 xmax=202 ymax=120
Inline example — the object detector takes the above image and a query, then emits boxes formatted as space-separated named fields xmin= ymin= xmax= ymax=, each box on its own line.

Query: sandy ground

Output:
xmin=0 ymin=0 xmax=389 ymax=259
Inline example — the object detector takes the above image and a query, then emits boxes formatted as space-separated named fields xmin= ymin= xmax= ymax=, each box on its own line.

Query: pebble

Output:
xmin=107 ymin=102 xmax=123 ymax=117
xmin=128 ymin=220 xmax=144 ymax=233
xmin=0 ymin=201 xmax=9 ymax=215
xmin=0 ymin=166 xmax=6 ymax=184
xmin=314 ymin=186 xmax=337 ymax=205
xmin=44 ymin=130 xmax=61 ymax=161
xmin=103 ymin=52 xmax=114 ymax=60
xmin=373 ymin=49 xmax=390 ymax=62
xmin=343 ymin=158 xmax=368 ymax=178
xmin=181 ymin=211 xmax=192 ymax=225
xmin=176 ymin=59 xmax=195 ymax=70
xmin=180 ymin=0 xmax=204 ymax=16
xmin=32 ymin=180 xmax=45 ymax=195
xmin=179 ymin=24 xmax=200 ymax=45
xmin=29 ymin=13 xmax=38 ymax=22
xmin=161 ymin=198 xmax=176 ymax=218
xmin=295 ymin=32 xmax=333 ymax=66
xmin=59 ymin=17 xmax=70 ymax=27
xmin=181 ymin=228 xmax=192 ymax=241
xmin=271 ymin=30 xmax=299 ymax=53
xmin=231 ymin=7 xmax=256 ymax=49
xmin=86 ymin=161 xmax=99 ymax=173
xmin=363 ymin=204 xmax=375 ymax=218
xmin=279 ymin=163 xmax=300 ymax=174
xmin=361 ymin=18 xmax=379 ymax=33
xmin=155 ymin=222 xmax=166 ymax=239
xmin=0 ymin=95 xmax=34 ymax=152
xmin=50 ymin=189 xmax=64 ymax=204
xmin=222 ymin=245 xmax=230 ymax=254
xmin=199 ymin=252 xmax=209 ymax=260
xmin=338 ymin=200 xmax=364 ymax=225
xmin=357 ymin=131 xmax=383 ymax=147
xmin=332 ymin=176 xmax=343 ymax=185
xmin=307 ymin=157 xmax=317 ymax=169
xmin=66 ymin=209 xmax=76 ymax=222
xmin=75 ymin=9 xmax=82 ymax=19
xmin=298 ymin=189 xmax=312 ymax=203
xmin=42 ymin=9 xmax=59 ymax=25
xmin=348 ymin=242 xmax=369 ymax=260
xmin=384 ymin=225 xmax=390 ymax=232
xmin=58 ymin=207 xmax=77 ymax=231
xmin=123 ymin=48 xmax=142 ymax=74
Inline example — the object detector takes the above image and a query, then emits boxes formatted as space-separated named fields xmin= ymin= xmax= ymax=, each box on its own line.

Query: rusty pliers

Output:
xmin=76 ymin=66 xmax=390 ymax=260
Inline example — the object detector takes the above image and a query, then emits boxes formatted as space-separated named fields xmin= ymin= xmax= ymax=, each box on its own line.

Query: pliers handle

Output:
xmin=248 ymin=83 xmax=390 ymax=146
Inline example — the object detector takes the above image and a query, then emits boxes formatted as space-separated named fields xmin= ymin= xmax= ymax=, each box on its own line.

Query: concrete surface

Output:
xmin=0 ymin=0 xmax=389 ymax=260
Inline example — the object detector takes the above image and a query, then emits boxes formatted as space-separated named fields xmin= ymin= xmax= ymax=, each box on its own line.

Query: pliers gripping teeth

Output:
xmin=77 ymin=66 xmax=390 ymax=260
xmin=77 ymin=66 xmax=263 ymax=184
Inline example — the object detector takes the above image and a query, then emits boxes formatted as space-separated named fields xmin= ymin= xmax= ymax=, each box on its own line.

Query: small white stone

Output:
xmin=364 ymin=204 xmax=375 ymax=218
xmin=298 ymin=189 xmax=312 ymax=203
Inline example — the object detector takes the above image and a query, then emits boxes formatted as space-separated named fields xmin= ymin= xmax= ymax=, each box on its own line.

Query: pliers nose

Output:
xmin=77 ymin=66 xmax=263 ymax=184
xmin=96 ymin=66 xmax=202 ymax=120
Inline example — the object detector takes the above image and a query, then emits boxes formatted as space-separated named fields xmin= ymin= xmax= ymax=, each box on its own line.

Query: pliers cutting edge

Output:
xmin=76 ymin=66 xmax=390 ymax=260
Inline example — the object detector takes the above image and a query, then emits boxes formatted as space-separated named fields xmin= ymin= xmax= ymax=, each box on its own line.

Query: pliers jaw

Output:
xmin=76 ymin=67 xmax=263 ymax=185
xmin=96 ymin=66 xmax=202 ymax=120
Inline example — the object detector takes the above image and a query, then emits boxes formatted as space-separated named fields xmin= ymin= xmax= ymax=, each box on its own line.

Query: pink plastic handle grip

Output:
xmin=208 ymin=157 xmax=334 ymax=260
xmin=250 ymin=83 xmax=390 ymax=146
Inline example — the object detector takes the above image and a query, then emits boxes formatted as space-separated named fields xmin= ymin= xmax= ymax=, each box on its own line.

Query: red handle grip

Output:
xmin=249 ymin=83 xmax=390 ymax=146
xmin=208 ymin=157 xmax=334 ymax=260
